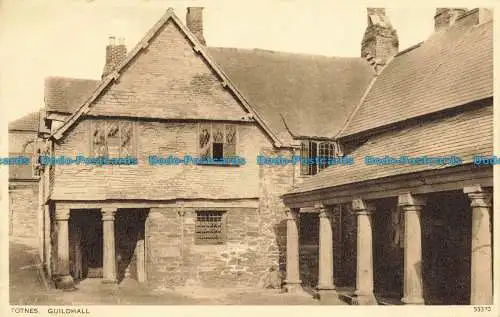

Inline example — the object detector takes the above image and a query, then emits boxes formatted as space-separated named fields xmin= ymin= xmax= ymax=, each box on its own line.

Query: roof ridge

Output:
xmin=45 ymin=76 xmax=99 ymax=81
xmin=51 ymin=9 xmax=284 ymax=147
xmin=209 ymin=46 xmax=365 ymax=60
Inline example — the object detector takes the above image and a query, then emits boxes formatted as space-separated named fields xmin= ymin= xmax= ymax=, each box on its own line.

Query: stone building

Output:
xmin=282 ymin=8 xmax=493 ymax=305
xmin=8 ymin=7 xmax=493 ymax=305
xmin=8 ymin=111 xmax=44 ymax=248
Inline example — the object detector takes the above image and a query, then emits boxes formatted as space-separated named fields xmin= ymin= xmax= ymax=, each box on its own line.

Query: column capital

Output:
xmin=101 ymin=207 xmax=117 ymax=221
xmin=284 ymin=208 xmax=299 ymax=220
xmin=315 ymin=203 xmax=333 ymax=218
xmin=55 ymin=208 xmax=71 ymax=221
xmin=464 ymin=186 xmax=492 ymax=208
xmin=398 ymin=193 xmax=426 ymax=208
xmin=352 ymin=198 xmax=375 ymax=215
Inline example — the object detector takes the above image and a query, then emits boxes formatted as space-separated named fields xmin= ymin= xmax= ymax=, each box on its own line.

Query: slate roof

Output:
xmin=208 ymin=48 xmax=375 ymax=139
xmin=8 ymin=111 xmax=40 ymax=132
xmin=44 ymin=76 xmax=100 ymax=114
xmin=46 ymin=48 xmax=374 ymax=143
xmin=287 ymin=103 xmax=493 ymax=194
xmin=339 ymin=17 xmax=493 ymax=138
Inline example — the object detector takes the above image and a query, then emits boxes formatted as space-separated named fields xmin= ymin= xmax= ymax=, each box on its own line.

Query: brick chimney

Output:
xmin=102 ymin=36 xmax=127 ymax=79
xmin=186 ymin=7 xmax=206 ymax=45
xmin=361 ymin=8 xmax=399 ymax=70
xmin=434 ymin=8 xmax=468 ymax=31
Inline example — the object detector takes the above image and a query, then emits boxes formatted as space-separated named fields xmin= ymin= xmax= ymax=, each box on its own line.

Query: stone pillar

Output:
xmin=398 ymin=193 xmax=425 ymax=305
xmin=464 ymin=186 xmax=492 ymax=305
xmin=136 ymin=237 xmax=146 ymax=283
xmin=284 ymin=208 xmax=301 ymax=292
xmin=316 ymin=204 xmax=343 ymax=304
xmin=55 ymin=207 xmax=74 ymax=290
xmin=352 ymin=199 xmax=377 ymax=305
xmin=101 ymin=207 xmax=118 ymax=283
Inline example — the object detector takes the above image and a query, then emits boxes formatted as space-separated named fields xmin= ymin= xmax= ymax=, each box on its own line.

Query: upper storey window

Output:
xmin=300 ymin=140 xmax=340 ymax=176
xmin=198 ymin=123 xmax=237 ymax=161
xmin=91 ymin=120 xmax=136 ymax=157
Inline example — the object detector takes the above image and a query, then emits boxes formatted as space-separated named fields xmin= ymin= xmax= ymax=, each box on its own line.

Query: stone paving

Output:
xmin=9 ymin=241 xmax=319 ymax=305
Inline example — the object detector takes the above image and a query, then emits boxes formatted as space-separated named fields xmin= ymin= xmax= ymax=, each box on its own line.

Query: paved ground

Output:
xmin=9 ymin=241 xmax=319 ymax=305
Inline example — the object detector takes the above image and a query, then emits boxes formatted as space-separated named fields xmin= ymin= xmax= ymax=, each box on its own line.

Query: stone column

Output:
xmin=136 ymin=229 xmax=146 ymax=283
xmin=55 ymin=207 xmax=74 ymax=290
xmin=464 ymin=186 xmax=492 ymax=305
xmin=284 ymin=208 xmax=302 ymax=292
xmin=101 ymin=207 xmax=118 ymax=283
xmin=352 ymin=199 xmax=377 ymax=305
xmin=316 ymin=204 xmax=343 ymax=304
xmin=398 ymin=193 xmax=425 ymax=305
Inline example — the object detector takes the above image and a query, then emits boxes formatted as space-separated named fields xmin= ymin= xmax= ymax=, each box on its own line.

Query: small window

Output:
xmin=300 ymin=140 xmax=340 ymax=176
xmin=195 ymin=210 xmax=226 ymax=245
xmin=198 ymin=123 xmax=237 ymax=161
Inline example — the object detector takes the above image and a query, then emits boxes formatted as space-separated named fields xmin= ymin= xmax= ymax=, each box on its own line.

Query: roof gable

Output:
xmin=339 ymin=19 xmax=493 ymax=138
xmin=52 ymin=9 xmax=283 ymax=146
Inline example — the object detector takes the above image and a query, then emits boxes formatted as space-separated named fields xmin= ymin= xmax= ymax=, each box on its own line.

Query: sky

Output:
xmin=0 ymin=0 xmax=473 ymax=122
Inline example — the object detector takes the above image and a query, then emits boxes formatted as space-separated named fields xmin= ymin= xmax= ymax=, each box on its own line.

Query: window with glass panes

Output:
xmin=300 ymin=140 xmax=340 ymax=175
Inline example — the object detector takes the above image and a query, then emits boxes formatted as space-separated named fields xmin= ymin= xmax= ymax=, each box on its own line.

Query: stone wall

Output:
xmin=145 ymin=202 xmax=292 ymax=289
xmin=9 ymin=183 xmax=39 ymax=248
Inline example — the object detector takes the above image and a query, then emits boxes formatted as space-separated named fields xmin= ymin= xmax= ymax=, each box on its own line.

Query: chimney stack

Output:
xmin=186 ymin=7 xmax=206 ymax=45
xmin=434 ymin=8 xmax=468 ymax=31
xmin=102 ymin=36 xmax=127 ymax=79
xmin=361 ymin=8 xmax=399 ymax=70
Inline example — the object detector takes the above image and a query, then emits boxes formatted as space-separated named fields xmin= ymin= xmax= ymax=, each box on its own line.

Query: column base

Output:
xmin=401 ymin=296 xmax=425 ymax=305
xmin=353 ymin=292 xmax=377 ymax=305
xmin=317 ymin=289 xmax=344 ymax=305
xmin=54 ymin=275 xmax=75 ymax=291
xmin=283 ymin=280 xmax=302 ymax=293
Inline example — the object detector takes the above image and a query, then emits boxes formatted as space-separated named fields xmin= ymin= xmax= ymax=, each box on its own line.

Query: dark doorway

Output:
xmin=69 ymin=210 xmax=103 ymax=281
xmin=373 ymin=198 xmax=403 ymax=300
xmin=422 ymin=191 xmax=471 ymax=305
xmin=115 ymin=209 xmax=148 ymax=283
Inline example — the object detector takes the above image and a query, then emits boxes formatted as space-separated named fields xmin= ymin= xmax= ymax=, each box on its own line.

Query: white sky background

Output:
xmin=0 ymin=0 xmax=470 ymax=122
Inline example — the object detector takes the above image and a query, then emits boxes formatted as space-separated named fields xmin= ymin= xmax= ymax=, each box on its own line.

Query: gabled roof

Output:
xmin=45 ymin=77 xmax=100 ymax=114
xmin=8 ymin=111 xmax=40 ymax=132
xmin=208 ymin=48 xmax=374 ymax=140
xmin=338 ymin=17 xmax=493 ymax=138
xmin=51 ymin=8 xmax=283 ymax=147
xmin=286 ymin=103 xmax=493 ymax=195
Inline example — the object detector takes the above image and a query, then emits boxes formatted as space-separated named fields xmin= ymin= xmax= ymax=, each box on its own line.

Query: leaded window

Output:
xmin=91 ymin=120 xmax=136 ymax=157
xmin=198 ymin=123 xmax=237 ymax=161
xmin=195 ymin=210 xmax=226 ymax=245
xmin=300 ymin=140 xmax=341 ymax=176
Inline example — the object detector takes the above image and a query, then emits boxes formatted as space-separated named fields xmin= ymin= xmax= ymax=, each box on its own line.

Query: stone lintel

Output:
xmin=398 ymin=193 xmax=426 ymax=207
xmin=463 ymin=184 xmax=487 ymax=194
